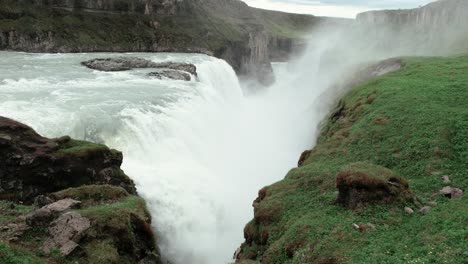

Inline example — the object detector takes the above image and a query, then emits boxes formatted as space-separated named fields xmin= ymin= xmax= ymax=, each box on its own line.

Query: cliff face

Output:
xmin=0 ymin=0 xmax=324 ymax=84
xmin=355 ymin=0 xmax=468 ymax=55
xmin=357 ymin=0 xmax=468 ymax=26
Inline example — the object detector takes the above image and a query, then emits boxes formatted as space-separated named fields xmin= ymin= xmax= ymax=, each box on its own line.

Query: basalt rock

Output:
xmin=0 ymin=116 xmax=136 ymax=203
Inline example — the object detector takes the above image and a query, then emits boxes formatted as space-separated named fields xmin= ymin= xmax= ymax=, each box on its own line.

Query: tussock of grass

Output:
xmin=240 ymin=55 xmax=468 ymax=263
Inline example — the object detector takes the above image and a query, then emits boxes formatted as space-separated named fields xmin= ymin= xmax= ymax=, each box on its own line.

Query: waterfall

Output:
xmin=0 ymin=52 xmax=322 ymax=264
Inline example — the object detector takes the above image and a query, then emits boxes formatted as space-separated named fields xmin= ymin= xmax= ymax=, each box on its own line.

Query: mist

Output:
xmin=0 ymin=1 xmax=466 ymax=263
xmin=134 ymin=2 xmax=468 ymax=262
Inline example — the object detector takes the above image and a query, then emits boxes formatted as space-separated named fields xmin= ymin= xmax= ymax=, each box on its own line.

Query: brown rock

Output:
xmin=148 ymin=70 xmax=191 ymax=81
xmin=26 ymin=199 xmax=81 ymax=227
xmin=419 ymin=206 xmax=431 ymax=214
xmin=404 ymin=207 xmax=414 ymax=214
xmin=43 ymin=212 xmax=90 ymax=256
xmin=439 ymin=186 xmax=463 ymax=199
xmin=0 ymin=222 xmax=30 ymax=242
xmin=441 ymin=175 xmax=451 ymax=183
xmin=34 ymin=195 xmax=53 ymax=207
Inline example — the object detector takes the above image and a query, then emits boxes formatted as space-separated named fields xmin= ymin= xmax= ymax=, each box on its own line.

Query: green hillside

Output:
xmin=238 ymin=55 xmax=468 ymax=263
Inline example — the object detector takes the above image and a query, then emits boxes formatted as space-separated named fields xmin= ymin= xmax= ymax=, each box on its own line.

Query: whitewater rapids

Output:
xmin=0 ymin=51 xmax=329 ymax=263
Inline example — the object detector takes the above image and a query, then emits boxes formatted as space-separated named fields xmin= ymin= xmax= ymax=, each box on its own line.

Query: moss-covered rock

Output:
xmin=0 ymin=116 xmax=136 ymax=202
xmin=335 ymin=162 xmax=413 ymax=209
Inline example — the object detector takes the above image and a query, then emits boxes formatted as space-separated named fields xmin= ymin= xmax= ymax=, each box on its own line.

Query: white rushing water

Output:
xmin=0 ymin=51 xmax=328 ymax=263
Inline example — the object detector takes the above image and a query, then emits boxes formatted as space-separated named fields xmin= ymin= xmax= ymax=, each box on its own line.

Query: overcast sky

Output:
xmin=241 ymin=0 xmax=436 ymax=18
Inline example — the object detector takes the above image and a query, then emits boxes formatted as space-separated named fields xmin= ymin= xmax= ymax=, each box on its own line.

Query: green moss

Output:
xmin=78 ymin=195 xmax=150 ymax=233
xmin=57 ymin=139 xmax=108 ymax=156
xmin=0 ymin=243 xmax=44 ymax=264
xmin=51 ymin=185 xmax=129 ymax=207
xmin=240 ymin=55 xmax=468 ymax=263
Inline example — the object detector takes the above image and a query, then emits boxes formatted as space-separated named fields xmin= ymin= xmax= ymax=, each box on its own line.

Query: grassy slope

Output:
xmin=239 ymin=55 xmax=468 ymax=263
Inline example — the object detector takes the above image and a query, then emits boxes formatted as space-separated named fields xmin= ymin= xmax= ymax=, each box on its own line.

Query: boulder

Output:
xmin=419 ymin=206 xmax=431 ymax=215
xmin=42 ymin=212 xmax=90 ymax=256
xmin=148 ymin=70 xmax=191 ymax=81
xmin=404 ymin=207 xmax=414 ymax=215
xmin=336 ymin=162 xmax=413 ymax=209
xmin=81 ymin=57 xmax=197 ymax=75
xmin=0 ymin=116 xmax=136 ymax=202
xmin=439 ymin=186 xmax=463 ymax=199
xmin=25 ymin=198 xmax=81 ymax=227
xmin=81 ymin=57 xmax=156 ymax=71
xmin=34 ymin=195 xmax=53 ymax=207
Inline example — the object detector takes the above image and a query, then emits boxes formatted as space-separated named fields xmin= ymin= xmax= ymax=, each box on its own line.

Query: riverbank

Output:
xmin=237 ymin=55 xmax=468 ymax=263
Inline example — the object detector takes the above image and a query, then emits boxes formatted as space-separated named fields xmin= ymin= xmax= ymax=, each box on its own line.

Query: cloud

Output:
xmin=241 ymin=0 xmax=436 ymax=18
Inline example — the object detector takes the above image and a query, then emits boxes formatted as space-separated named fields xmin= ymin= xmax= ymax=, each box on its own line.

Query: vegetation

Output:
xmin=0 ymin=243 xmax=44 ymax=264
xmin=0 ymin=185 xmax=156 ymax=264
xmin=239 ymin=55 xmax=468 ymax=263
xmin=0 ymin=201 xmax=33 ymax=225
xmin=57 ymin=139 xmax=109 ymax=156
xmin=51 ymin=185 xmax=130 ymax=207
xmin=0 ymin=0 xmax=318 ymax=69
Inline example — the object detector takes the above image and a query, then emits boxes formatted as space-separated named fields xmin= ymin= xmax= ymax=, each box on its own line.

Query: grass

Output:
xmin=51 ymin=185 xmax=129 ymax=207
xmin=0 ymin=243 xmax=44 ymax=264
xmin=0 ymin=201 xmax=33 ymax=225
xmin=239 ymin=55 xmax=468 ymax=263
xmin=0 ymin=185 xmax=154 ymax=264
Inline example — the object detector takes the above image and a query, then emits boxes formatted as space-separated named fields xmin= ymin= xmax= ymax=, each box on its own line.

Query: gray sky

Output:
xmin=241 ymin=0 xmax=436 ymax=18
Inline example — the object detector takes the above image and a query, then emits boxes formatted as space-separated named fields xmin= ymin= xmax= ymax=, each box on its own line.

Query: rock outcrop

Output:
xmin=0 ymin=116 xmax=161 ymax=263
xmin=42 ymin=211 xmax=91 ymax=256
xmin=355 ymin=0 xmax=468 ymax=55
xmin=0 ymin=116 xmax=136 ymax=202
xmin=148 ymin=70 xmax=191 ymax=81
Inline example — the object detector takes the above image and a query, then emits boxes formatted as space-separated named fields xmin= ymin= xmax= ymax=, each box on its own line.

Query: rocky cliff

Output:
xmin=0 ymin=0 xmax=329 ymax=84
xmin=355 ymin=0 xmax=468 ymax=55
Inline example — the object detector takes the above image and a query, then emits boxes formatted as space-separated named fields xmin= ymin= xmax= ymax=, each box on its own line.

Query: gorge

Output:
xmin=1 ymin=0 xmax=467 ymax=263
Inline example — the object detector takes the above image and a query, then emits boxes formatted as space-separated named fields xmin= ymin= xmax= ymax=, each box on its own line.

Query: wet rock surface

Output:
xmin=81 ymin=57 xmax=197 ymax=76
xmin=148 ymin=70 xmax=191 ymax=81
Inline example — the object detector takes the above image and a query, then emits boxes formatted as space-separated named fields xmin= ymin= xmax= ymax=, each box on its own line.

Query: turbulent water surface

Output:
xmin=0 ymin=51 xmax=325 ymax=263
